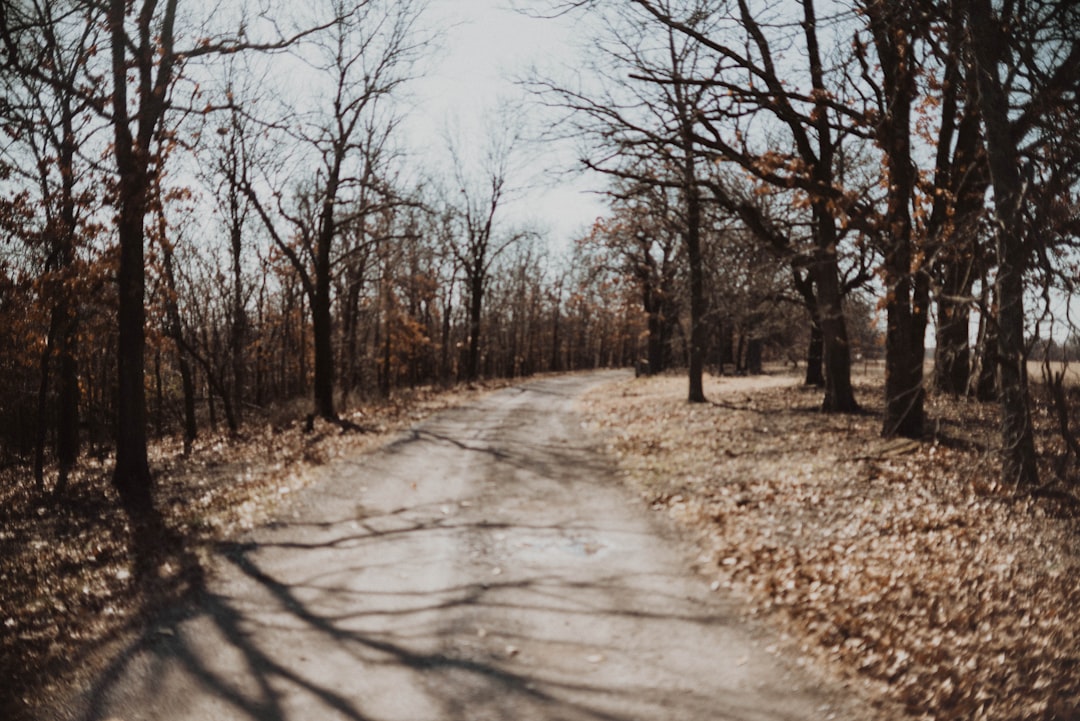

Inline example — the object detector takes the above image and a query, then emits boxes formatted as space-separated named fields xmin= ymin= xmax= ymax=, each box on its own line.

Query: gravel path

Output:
xmin=59 ymin=373 xmax=876 ymax=721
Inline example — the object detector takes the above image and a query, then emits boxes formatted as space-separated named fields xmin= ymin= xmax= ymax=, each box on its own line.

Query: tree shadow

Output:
xmin=66 ymin=504 xmax=811 ymax=721
xmin=62 ymin=372 xmax=832 ymax=721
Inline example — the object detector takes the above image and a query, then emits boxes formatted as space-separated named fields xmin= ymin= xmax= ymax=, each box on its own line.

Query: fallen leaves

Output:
xmin=0 ymin=379 xmax=512 ymax=721
xmin=582 ymin=370 xmax=1080 ymax=721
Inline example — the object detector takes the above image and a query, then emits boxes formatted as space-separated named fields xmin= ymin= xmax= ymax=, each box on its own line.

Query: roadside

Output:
xmin=42 ymin=372 xmax=887 ymax=721
xmin=579 ymin=370 xmax=1080 ymax=720
xmin=1 ymin=380 xmax=515 ymax=721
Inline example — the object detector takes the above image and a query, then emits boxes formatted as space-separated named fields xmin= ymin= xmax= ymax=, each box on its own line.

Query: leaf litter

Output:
xmin=581 ymin=370 xmax=1080 ymax=721
xmin=0 ymin=380 xmax=513 ymax=721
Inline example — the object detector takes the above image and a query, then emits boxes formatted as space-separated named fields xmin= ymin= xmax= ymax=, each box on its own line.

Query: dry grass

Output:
xmin=581 ymin=371 xmax=1080 ymax=721
xmin=1029 ymin=361 xmax=1080 ymax=388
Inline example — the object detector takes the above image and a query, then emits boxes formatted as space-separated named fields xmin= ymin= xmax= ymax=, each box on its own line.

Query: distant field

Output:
xmin=1029 ymin=360 xmax=1080 ymax=386
xmin=768 ymin=358 xmax=1080 ymax=386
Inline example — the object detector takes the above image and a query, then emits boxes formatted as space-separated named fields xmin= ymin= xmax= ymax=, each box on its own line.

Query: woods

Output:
xmin=0 ymin=1 xmax=635 ymax=509
xmin=1 ymin=1 xmax=1079 ymax=719
xmin=536 ymin=0 xmax=1079 ymax=485
xmin=0 ymin=0 xmax=1077 ymax=516
xmin=0 ymin=0 xmax=1076 ymax=530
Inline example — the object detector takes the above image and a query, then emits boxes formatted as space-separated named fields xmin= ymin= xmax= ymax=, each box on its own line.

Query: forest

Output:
xmin=0 ymin=0 xmax=1078 ymax=717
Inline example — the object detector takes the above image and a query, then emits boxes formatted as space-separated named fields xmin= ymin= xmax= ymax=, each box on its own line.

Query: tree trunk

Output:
xmin=930 ymin=63 xmax=982 ymax=397
xmin=685 ymin=215 xmax=706 ymax=402
xmin=312 ymin=234 xmax=335 ymax=419
xmin=230 ymin=221 xmax=245 ymax=426
xmin=113 ymin=191 xmax=156 ymax=532
xmin=934 ymin=289 xmax=972 ymax=395
xmin=159 ymin=216 xmax=197 ymax=452
xmin=869 ymin=0 xmax=925 ymax=439
xmin=746 ymin=337 xmax=763 ymax=375
xmin=646 ymin=311 xmax=664 ymax=375
xmin=154 ymin=349 xmax=163 ymax=436
xmin=107 ymin=0 xmax=183 ymax=565
xmin=644 ymin=282 xmax=664 ymax=374
xmin=805 ymin=320 xmax=825 ymax=387
xmin=970 ymin=287 xmax=999 ymax=401
xmin=966 ymin=0 xmax=1038 ymax=486
xmin=54 ymin=111 xmax=80 ymax=492
xmin=381 ymin=302 xmax=392 ymax=398
xmin=466 ymin=272 xmax=483 ymax=381
xmin=884 ymin=298 xmax=926 ymax=438
xmin=55 ymin=305 xmax=79 ymax=488
xmin=33 ymin=325 xmax=56 ymax=493
xmin=441 ymin=294 xmax=454 ymax=383
xmin=734 ymin=332 xmax=746 ymax=374
xmin=791 ymin=270 xmax=825 ymax=386
xmin=179 ymin=351 xmax=196 ymax=454
xmin=812 ymin=233 xmax=858 ymax=412
xmin=677 ymin=89 xmax=706 ymax=403
xmin=550 ymin=296 xmax=561 ymax=373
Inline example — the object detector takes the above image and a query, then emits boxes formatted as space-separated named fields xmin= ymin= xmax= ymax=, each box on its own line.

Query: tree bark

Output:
xmin=229 ymin=216 xmax=245 ymax=426
xmin=812 ymin=220 xmax=858 ymax=412
xmin=113 ymin=181 xmax=156 ymax=528
xmin=466 ymin=270 xmax=484 ymax=381
xmin=966 ymin=0 xmax=1038 ymax=486
xmin=108 ymin=0 xmax=182 ymax=558
xmin=672 ymin=44 xmax=706 ymax=403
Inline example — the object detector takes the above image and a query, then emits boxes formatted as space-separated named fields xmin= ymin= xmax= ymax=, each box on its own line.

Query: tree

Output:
xmin=151 ymin=193 xmax=199 ymax=450
xmin=2 ymin=0 xmax=345 ymax=559
xmin=0 ymin=0 xmax=102 ymax=493
xmin=242 ymin=0 xmax=423 ymax=420
xmin=921 ymin=5 xmax=990 ymax=396
xmin=582 ymin=185 xmax=682 ymax=375
xmin=102 ymin=0 xmax=177 ymax=532
xmin=601 ymin=0 xmax=864 ymax=411
xmin=443 ymin=111 xmax=532 ymax=382
xmin=963 ymin=0 xmax=1080 ymax=486
xmin=532 ymin=1 xmax=721 ymax=402
xmin=856 ymin=0 xmax=929 ymax=438
xmin=205 ymin=81 xmax=258 ymax=430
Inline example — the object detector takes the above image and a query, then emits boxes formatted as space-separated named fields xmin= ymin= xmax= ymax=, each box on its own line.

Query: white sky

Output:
xmin=403 ymin=0 xmax=606 ymax=253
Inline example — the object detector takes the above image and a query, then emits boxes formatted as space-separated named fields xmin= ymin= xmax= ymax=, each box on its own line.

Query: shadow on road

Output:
xmin=70 ymin=508 xmax=769 ymax=721
xmin=63 ymin=374 xmax=838 ymax=721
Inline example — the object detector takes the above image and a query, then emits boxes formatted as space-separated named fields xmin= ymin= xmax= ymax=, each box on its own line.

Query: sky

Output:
xmin=402 ymin=0 xmax=606 ymax=252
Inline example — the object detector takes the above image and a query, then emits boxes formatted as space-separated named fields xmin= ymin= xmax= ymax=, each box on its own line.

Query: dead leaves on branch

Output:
xmin=583 ymin=372 xmax=1080 ymax=721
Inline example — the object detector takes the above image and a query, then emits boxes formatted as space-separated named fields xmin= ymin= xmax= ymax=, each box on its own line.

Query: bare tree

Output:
xmin=443 ymin=110 xmax=533 ymax=381
xmin=622 ymin=0 xmax=867 ymax=412
xmin=242 ymin=0 xmax=423 ymax=421
xmin=0 ymin=0 xmax=104 ymax=494
xmin=1 ymin=0 xmax=345 ymax=560
xmin=964 ymin=0 xmax=1080 ymax=486
xmin=582 ymin=184 xmax=682 ymax=376
xmin=531 ymin=1 xmax=722 ymax=402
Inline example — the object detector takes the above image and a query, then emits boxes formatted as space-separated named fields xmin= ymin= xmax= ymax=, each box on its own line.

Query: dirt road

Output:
xmin=60 ymin=373 xmax=877 ymax=721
